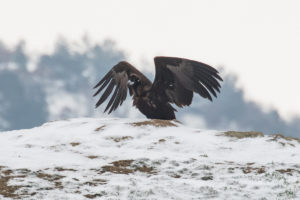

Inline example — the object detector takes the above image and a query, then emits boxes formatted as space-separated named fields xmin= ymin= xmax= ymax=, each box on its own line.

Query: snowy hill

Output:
xmin=0 ymin=118 xmax=300 ymax=199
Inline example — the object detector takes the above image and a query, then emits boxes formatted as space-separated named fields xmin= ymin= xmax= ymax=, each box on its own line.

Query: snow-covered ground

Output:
xmin=0 ymin=118 xmax=299 ymax=199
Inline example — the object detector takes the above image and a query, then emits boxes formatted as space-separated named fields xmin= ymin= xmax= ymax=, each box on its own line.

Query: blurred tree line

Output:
xmin=0 ymin=38 xmax=126 ymax=130
xmin=0 ymin=38 xmax=300 ymax=137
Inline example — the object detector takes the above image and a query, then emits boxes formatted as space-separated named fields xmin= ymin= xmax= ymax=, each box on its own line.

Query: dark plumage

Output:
xmin=93 ymin=56 xmax=222 ymax=120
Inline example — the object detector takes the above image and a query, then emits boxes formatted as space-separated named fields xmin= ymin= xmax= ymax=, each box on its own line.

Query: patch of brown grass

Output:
xmin=83 ymin=179 xmax=107 ymax=187
xmin=87 ymin=155 xmax=99 ymax=159
xmin=101 ymin=165 xmax=134 ymax=174
xmin=111 ymin=136 xmax=133 ymax=143
xmin=54 ymin=167 xmax=77 ymax=172
xmin=84 ymin=193 xmax=104 ymax=199
xmin=36 ymin=171 xmax=65 ymax=182
xmin=134 ymin=165 xmax=154 ymax=173
xmin=94 ymin=125 xmax=106 ymax=132
xmin=70 ymin=142 xmax=80 ymax=147
xmin=269 ymin=134 xmax=300 ymax=143
xmin=0 ymin=167 xmax=29 ymax=199
xmin=276 ymin=168 xmax=299 ymax=175
xmin=223 ymin=131 xmax=264 ymax=139
xmin=130 ymin=119 xmax=178 ymax=127
xmin=241 ymin=166 xmax=266 ymax=174
xmin=0 ymin=175 xmax=22 ymax=198
xmin=100 ymin=160 xmax=155 ymax=175
xmin=158 ymin=139 xmax=166 ymax=143
xmin=111 ymin=160 xmax=133 ymax=167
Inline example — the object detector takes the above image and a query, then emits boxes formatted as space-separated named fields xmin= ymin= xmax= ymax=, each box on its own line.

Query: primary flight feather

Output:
xmin=93 ymin=56 xmax=222 ymax=120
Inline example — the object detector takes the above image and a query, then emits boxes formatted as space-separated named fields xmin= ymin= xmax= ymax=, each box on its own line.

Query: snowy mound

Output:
xmin=0 ymin=118 xmax=300 ymax=199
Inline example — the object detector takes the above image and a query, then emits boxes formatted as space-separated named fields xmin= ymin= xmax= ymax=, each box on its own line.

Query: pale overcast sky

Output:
xmin=1 ymin=0 xmax=300 ymax=120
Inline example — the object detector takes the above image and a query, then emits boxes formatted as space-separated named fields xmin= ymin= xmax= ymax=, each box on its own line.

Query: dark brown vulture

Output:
xmin=93 ymin=56 xmax=222 ymax=120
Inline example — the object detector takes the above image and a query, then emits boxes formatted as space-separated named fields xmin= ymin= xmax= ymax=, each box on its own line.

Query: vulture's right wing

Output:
xmin=152 ymin=56 xmax=222 ymax=107
xmin=93 ymin=61 xmax=149 ymax=114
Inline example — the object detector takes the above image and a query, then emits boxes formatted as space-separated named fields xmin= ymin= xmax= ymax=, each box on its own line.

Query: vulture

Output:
xmin=93 ymin=56 xmax=222 ymax=120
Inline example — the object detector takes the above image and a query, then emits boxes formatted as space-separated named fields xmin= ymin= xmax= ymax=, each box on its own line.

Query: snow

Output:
xmin=0 ymin=118 xmax=299 ymax=199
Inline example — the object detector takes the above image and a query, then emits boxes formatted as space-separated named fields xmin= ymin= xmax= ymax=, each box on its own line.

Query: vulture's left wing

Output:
xmin=152 ymin=56 xmax=222 ymax=107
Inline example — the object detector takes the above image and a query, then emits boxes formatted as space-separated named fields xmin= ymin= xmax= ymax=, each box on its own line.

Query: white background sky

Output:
xmin=1 ymin=0 xmax=300 ymax=120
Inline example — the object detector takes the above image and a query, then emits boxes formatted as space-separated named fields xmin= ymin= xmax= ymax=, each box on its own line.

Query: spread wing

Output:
xmin=93 ymin=61 xmax=149 ymax=114
xmin=152 ymin=56 xmax=222 ymax=107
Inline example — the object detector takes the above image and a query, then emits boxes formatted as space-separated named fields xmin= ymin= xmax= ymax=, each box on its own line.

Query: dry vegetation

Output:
xmin=223 ymin=131 xmax=264 ymax=138
xmin=0 ymin=159 xmax=155 ymax=199
xmin=100 ymin=160 xmax=155 ymax=175
xmin=130 ymin=119 xmax=178 ymax=127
